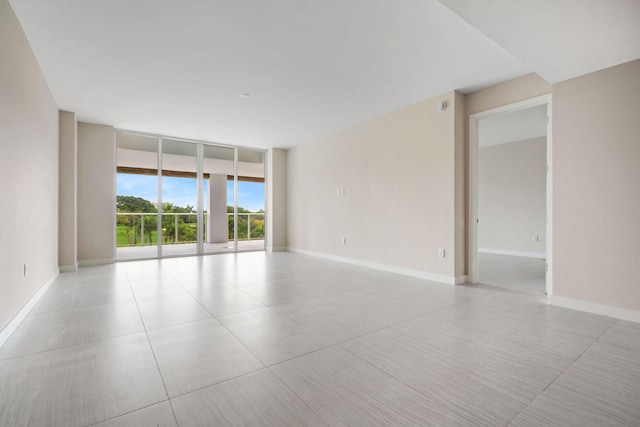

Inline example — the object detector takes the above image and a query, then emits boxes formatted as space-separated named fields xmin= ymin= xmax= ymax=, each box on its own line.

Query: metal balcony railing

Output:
xmin=116 ymin=212 xmax=265 ymax=247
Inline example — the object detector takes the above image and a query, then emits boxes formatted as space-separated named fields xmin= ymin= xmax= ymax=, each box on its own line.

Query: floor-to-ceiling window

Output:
xmin=236 ymin=148 xmax=265 ymax=252
xmin=160 ymin=139 xmax=199 ymax=257
xmin=116 ymin=133 xmax=160 ymax=261
xmin=115 ymin=131 xmax=265 ymax=260
xmin=202 ymin=144 xmax=235 ymax=254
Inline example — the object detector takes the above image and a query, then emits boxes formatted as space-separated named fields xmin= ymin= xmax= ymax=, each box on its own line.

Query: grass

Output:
xmin=116 ymin=225 xmax=158 ymax=247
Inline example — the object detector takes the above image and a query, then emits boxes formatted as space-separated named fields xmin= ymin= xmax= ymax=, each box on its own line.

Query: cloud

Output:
xmin=117 ymin=174 xmax=264 ymax=211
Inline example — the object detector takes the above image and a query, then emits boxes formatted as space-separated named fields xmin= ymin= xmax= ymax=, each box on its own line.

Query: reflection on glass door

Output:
xmin=237 ymin=149 xmax=265 ymax=252
xmin=161 ymin=139 xmax=198 ymax=257
xmin=116 ymin=133 xmax=159 ymax=261
xmin=202 ymin=145 xmax=235 ymax=254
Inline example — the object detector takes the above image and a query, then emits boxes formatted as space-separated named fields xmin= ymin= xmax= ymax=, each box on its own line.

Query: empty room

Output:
xmin=1 ymin=0 xmax=639 ymax=426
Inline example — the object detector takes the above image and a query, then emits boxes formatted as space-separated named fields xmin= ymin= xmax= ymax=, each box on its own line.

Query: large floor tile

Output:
xmin=190 ymin=287 xmax=266 ymax=316
xmin=323 ymin=304 xmax=428 ymax=339
xmin=128 ymin=276 xmax=186 ymax=299
xmin=511 ymin=340 xmax=640 ymax=426
xmin=92 ymin=401 xmax=177 ymax=427
xmin=425 ymin=304 xmax=597 ymax=360
xmin=477 ymin=253 xmax=546 ymax=294
xmin=599 ymin=320 xmax=640 ymax=351
xmin=136 ymin=293 xmax=212 ymax=330
xmin=383 ymin=314 xmax=574 ymax=402
xmin=218 ymin=308 xmax=349 ymax=366
xmin=342 ymin=332 xmax=528 ymax=425
xmin=1 ymin=252 xmax=638 ymax=426
xmin=147 ymin=319 xmax=263 ymax=397
xmin=239 ymin=279 xmax=332 ymax=306
xmin=27 ymin=333 xmax=167 ymax=427
xmin=172 ymin=273 xmax=234 ymax=292
xmin=271 ymin=291 xmax=390 ymax=322
xmin=476 ymin=291 xmax=616 ymax=340
xmin=172 ymin=369 xmax=326 ymax=426
xmin=31 ymin=280 xmax=133 ymax=314
xmin=271 ymin=345 xmax=472 ymax=426
xmin=0 ymin=352 xmax=52 ymax=426
xmin=0 ymin=301 xmax=144 ymax=359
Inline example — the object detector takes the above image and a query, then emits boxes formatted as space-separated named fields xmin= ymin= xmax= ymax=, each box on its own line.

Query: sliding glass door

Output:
xmin=116 ymin=133 xmax=159 ymax=261
xmin=203 ymin=145 xmax=235 ymax=254
xmin=115 ymin=131 xmax=265 ymax=260
xmin=160 ymin=139 xmax=198 ymax=257
xmin=237 ymin=149 xmax=265 ymax=252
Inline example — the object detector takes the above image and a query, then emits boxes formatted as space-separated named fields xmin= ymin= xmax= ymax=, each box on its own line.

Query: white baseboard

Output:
xmin=78 ymin=257 xmax=115 ymax=266
xmin=478 ymin=248 xmax=545 ymax=259
xmin=267 ymin=246 xmax=288 ymax=252
xmin=455 ymin=275 xmax=469 ymax=285
xmin=287 ymin=247 xmax=457 ymax=285
xmin=550 ymin=295 xmax=640 ymax=323
xmin=60 ymin=263 xmax=78 ymax=272
xmin=0 ymin=269 xmax=59 ymax=349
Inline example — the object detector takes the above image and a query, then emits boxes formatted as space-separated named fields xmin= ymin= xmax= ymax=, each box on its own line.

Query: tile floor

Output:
xmin=477 ymin=252 xmax=546 ymax=294
xmin=0 ymin=252 xmax=638 ymax=426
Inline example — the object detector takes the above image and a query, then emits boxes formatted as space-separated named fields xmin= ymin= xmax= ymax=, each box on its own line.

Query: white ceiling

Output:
xmin=479 ymin=105 xmax=547 ymax=147
xmin=9 ymin=0 xmax=640 ymax=149
xmin=437 ymin=0 xmax=640 ymax=83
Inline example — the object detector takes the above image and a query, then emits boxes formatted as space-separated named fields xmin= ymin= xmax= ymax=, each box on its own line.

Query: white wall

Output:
xmin=0 ymin=0 xmax=59 ymax=330
xmin=59 ymin=111 xmax=77 ymax=271
xmin=78 ymin=122 xmax=116 ymax=264
xmin=478 ymin=137 xmax=546 ymax=257
xmin=267 ymin=148 xmax=287 ymax=251
xmin=553 ymin=59 xmax=640 ymax=312
xmin=287 ymin=91 xmax=465 ymax=283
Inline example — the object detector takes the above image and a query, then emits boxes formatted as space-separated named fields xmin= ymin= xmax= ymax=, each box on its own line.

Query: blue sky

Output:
xmin=117 ymin=174 xmax=265 ymax=212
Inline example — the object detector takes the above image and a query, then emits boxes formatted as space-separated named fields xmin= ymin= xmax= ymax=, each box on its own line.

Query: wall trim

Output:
xmin=550 ymin=295 xmax=640 ymax=323
xmin=267 ymin=246 xmax=288 ymax=252
xmin=78 ymin=257 xmax=115 ymax=266
xmin=0 ymin=269 xmax=59 ymax=349
xmin=478 ymin=248 xmax=546 ymax=259
xmin=455 ymin=275 xmax=469 ymax=285
xmin=287 ymin=247 xmax=457 ymax=285
xmin=59 ymin=263 xmax=78 ymax=273
xmin=469 ymin=93 xmax=553 ymax=298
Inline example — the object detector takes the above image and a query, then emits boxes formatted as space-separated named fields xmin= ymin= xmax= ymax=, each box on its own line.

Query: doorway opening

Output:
xmin=469 ymin=95 xmax=552 ymax=296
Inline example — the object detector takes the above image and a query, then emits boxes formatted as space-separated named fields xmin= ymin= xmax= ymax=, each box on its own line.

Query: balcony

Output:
xmin=116 ymin=212 xmax=265 ymax=260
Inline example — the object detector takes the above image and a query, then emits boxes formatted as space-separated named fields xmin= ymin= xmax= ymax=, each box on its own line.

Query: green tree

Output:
xmin=227 ymin=206 xmax=264 ymax=240
xmin=116 ymin=196 xmax=157 ymax=246
xmin=161 ymin=202 xmax=197 ymax=244
xmin=117 ymin=195 xmax=156 ymax=213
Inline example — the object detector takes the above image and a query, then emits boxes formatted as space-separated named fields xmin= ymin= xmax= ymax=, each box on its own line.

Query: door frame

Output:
xmin=468 ymin=94 xmax=553 ymax=296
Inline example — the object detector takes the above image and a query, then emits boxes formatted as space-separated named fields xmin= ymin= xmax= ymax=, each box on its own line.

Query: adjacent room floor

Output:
xmin=477 ymin=252 xmax=546 ymax=294
xmin=1 ymin=252 xmax=638 ymax=426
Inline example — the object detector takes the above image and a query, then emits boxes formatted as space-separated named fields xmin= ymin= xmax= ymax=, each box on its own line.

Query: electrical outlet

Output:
xmin=533 ymin=235 xmax=539 ymax=242
xmin=342 ymin=238 xmax=346 ymax=245
xmin=438 ymin=248 xmax=445 ymax=258
xmin=93 ymin=239 xmax=100 ymax=246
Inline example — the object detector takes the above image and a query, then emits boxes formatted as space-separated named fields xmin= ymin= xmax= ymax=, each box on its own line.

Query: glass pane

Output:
xmin=116 ymin=133 xmax=159 ymax=260
xmin=202 ymin=145 xmax=235 ymax=254
xmin=237 ymin=149 xmax=265 ymax=252
xmin=161 ymin=139 xmax=198 ymax=257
